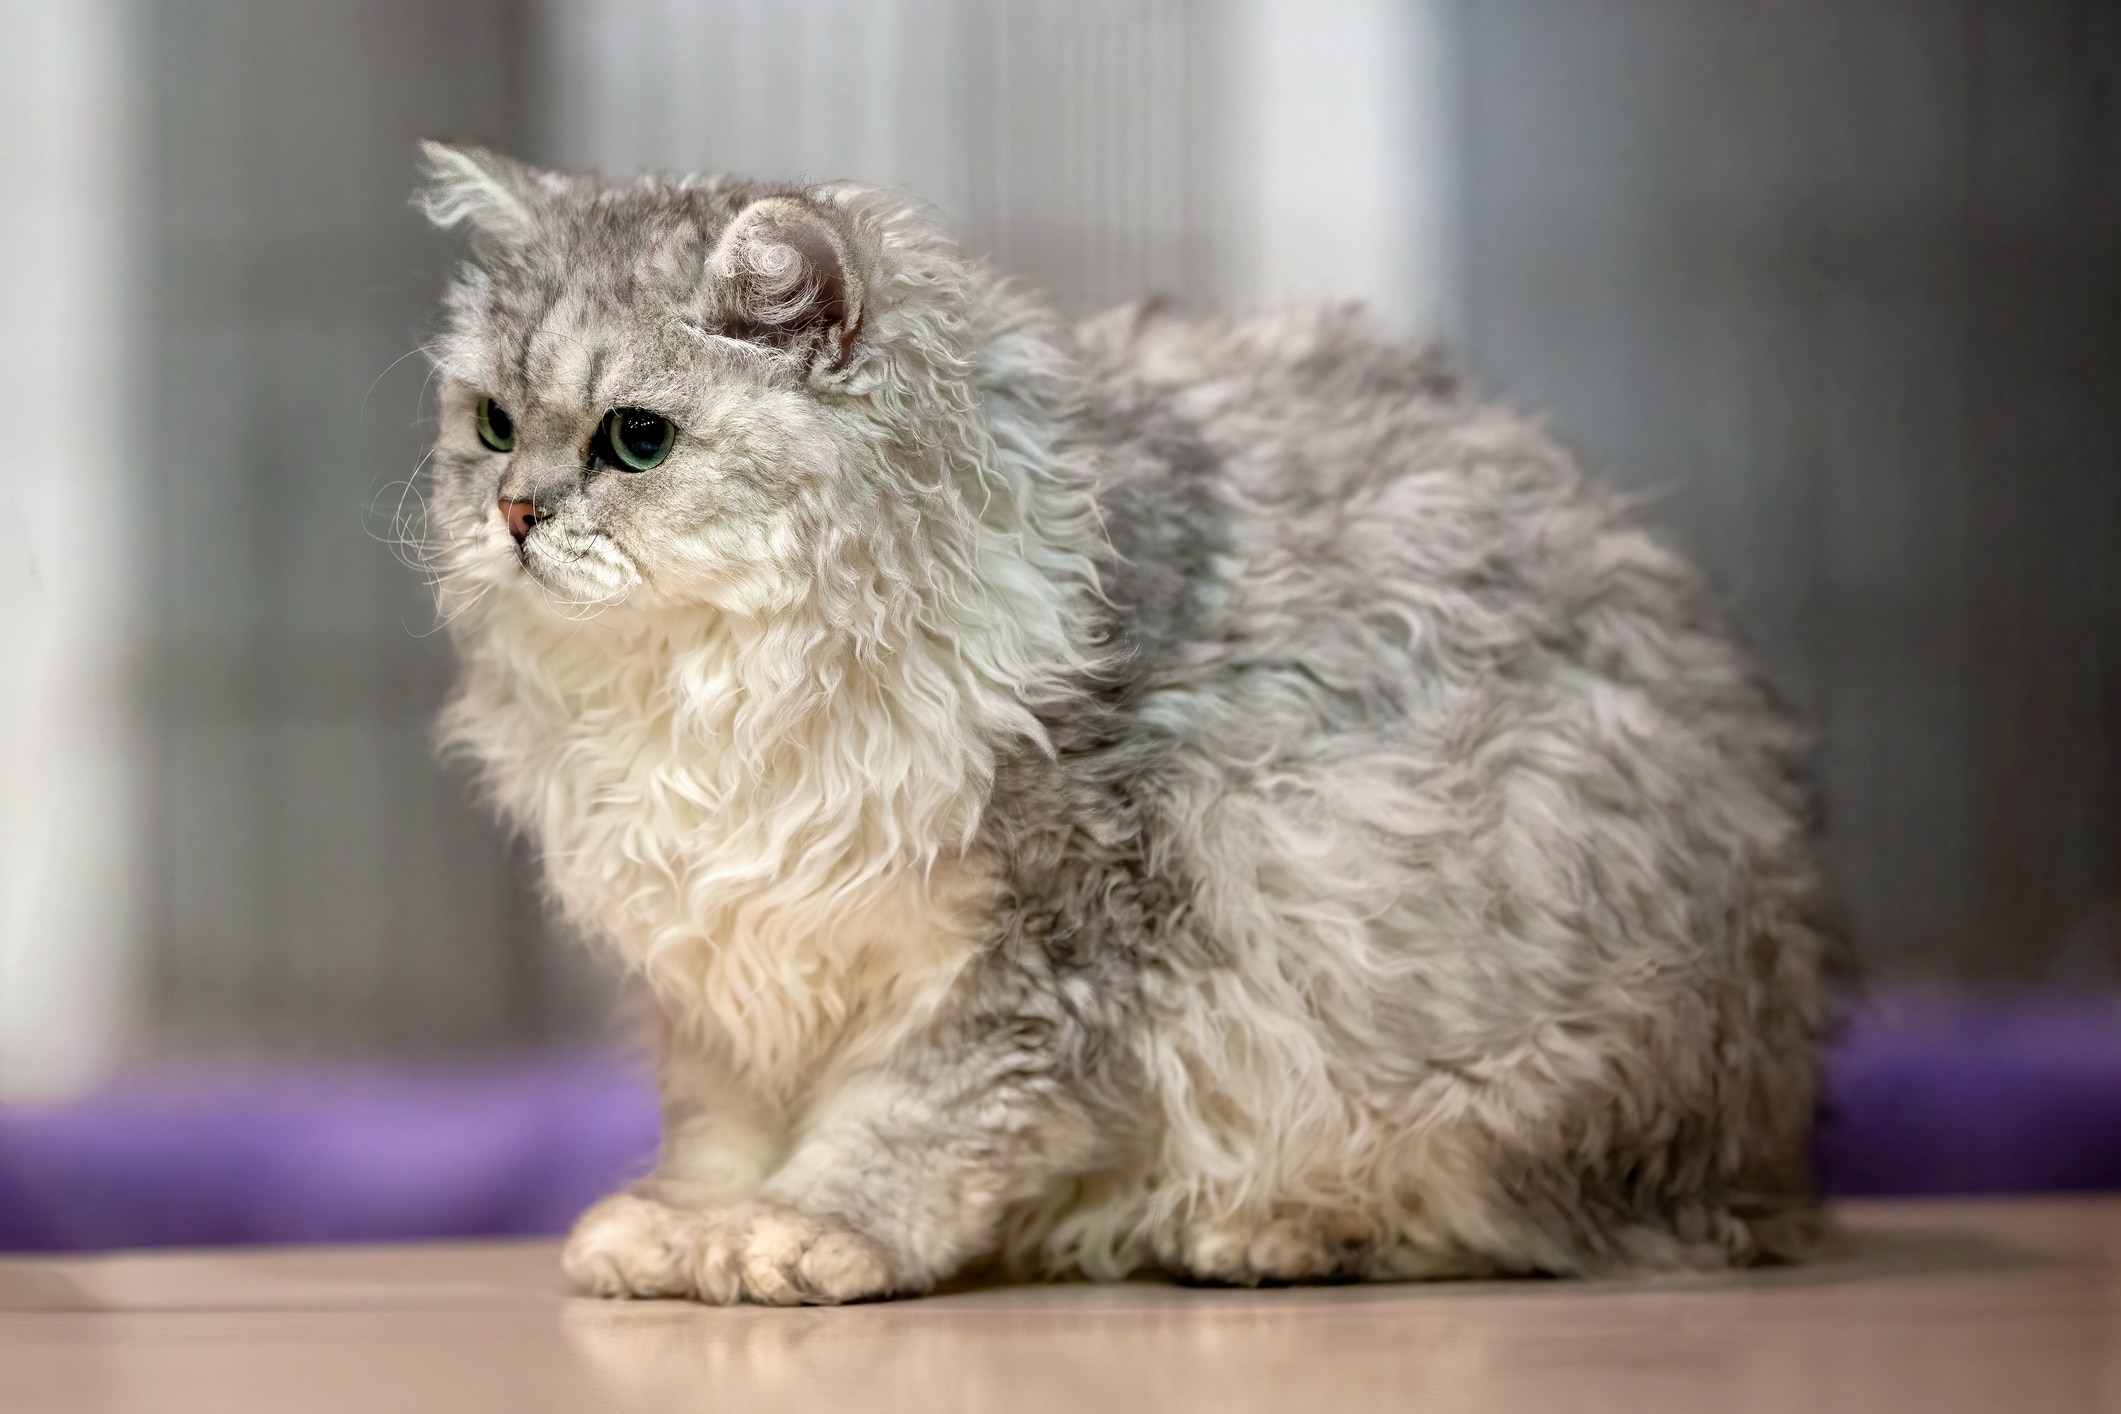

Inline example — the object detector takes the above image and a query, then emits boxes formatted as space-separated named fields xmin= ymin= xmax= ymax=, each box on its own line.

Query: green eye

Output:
xmin=599 ymin=407 xmax=675 ymax=472
xmin=474 ymin=396 xmax=515 ymax=453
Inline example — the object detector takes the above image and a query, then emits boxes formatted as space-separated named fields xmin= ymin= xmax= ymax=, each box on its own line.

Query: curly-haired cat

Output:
xmin=412 ymin=142 xmax=1839 ymax=1304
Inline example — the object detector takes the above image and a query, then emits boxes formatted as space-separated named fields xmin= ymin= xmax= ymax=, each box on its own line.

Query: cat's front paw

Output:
xmin=563 ymin=1193 xmax=895 ymax=1306
xmin=697 ymin=1202 xmax=896 ymax=1306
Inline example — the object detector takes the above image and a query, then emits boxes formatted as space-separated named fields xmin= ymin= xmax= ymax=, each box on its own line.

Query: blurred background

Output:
xmin=2 ymin=0 xmax=2117 ymax=1111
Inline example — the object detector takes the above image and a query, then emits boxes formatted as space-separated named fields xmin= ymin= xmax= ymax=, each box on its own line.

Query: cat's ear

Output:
xmin=415 ymin=140 xmax=546 ymax=252
xmin=711 ymin=197 xmax=865 ymax=364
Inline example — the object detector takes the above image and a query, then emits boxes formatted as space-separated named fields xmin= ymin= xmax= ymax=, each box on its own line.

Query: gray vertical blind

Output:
xmin=1454 ymin=0 xmax=2121 ymax=984
xmin=137 ymin=0 xmax=607 ymax=1058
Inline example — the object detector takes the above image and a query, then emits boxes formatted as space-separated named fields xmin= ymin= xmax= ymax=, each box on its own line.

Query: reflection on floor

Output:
xmin=2 ymin=1198 xmax=2117 ymax=1414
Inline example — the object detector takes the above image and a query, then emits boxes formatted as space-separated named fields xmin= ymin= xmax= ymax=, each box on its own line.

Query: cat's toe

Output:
xmin=795 ymin=1227 xmax=895 ymax=1302
xmin=1243 ymin=1218 xmax=1358 ymax=1281
xmin=717 ymin=1204 xmax=893 ymax=1306
xmin=1165 ymin=1213 xmax=1370 ymax=1285
xmin=562 ymin=1192 xmax=699 ymax=1298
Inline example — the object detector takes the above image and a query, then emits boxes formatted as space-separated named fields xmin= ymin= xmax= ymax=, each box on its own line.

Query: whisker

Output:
xmin=361 ymin=340 xmax=441 ymax=424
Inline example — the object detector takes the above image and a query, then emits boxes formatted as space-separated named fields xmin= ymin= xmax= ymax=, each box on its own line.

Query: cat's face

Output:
xmin=417 ymin=145 xmax=904 ymax=621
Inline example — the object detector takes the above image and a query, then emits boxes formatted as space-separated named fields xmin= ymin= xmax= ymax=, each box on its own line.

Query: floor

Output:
xmin=2 ymin=1198 xmax=2116 ymax=1413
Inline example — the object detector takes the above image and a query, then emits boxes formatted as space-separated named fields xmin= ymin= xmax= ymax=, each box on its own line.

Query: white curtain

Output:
xmin=0 ymin=0 xmax=144 ymax=1097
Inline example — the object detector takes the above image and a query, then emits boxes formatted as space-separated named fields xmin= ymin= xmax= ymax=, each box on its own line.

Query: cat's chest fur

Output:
xmin=444 ymin=601 xmax=1002 ymax=1093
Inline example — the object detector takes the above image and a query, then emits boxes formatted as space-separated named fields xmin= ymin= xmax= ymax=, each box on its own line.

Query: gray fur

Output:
xmin=411 ymin=144 xmax=1842 ymax=1302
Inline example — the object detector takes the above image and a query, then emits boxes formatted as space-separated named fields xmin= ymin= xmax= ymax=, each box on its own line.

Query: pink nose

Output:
xmin=500 ymin=499 xmax=543 ymax=544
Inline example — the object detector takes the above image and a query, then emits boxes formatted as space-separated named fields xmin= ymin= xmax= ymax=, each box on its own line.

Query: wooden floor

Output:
xmin=2 ymin=1198 xmax=2116 ymax=1413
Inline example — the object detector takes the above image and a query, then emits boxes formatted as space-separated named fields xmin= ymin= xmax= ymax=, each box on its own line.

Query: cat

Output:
xmin=413 ymin=141 xmax=1841 ymax=1305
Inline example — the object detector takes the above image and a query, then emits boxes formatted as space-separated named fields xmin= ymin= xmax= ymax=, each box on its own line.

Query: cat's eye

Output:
xmin=597 ymin=407 xmax=675 ymax=473
xmin=474 ymin=396 xmax=515 ymax=453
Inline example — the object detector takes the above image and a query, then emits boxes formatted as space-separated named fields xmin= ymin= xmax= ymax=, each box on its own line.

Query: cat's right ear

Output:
xmin=415 ymin=141 xmax=545 ymax=253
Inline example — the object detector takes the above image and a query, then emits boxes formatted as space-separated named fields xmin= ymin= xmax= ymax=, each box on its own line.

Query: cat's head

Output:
xmin=412 ymin=143 xmax=1084 ymax=641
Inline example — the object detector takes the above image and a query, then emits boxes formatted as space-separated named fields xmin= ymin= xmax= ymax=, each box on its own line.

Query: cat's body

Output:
xmin=416 ymin=145 xmax=1839 ymax=1303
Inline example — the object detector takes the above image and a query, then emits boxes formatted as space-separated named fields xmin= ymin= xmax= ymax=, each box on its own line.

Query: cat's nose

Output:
xmin=500 ymin=499 xmax=544 ymax=544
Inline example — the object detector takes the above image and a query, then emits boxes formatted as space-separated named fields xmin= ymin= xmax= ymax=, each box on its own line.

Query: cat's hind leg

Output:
xmin=1154 ymin=1206 xmax=1428 ymax=1286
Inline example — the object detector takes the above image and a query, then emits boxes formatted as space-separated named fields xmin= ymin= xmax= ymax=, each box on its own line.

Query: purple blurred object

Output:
xmin=1815 ymin=995 xmax=2121 ymax=1196
xmin=2 ymin=997 xmax=2117 ymax=1252
xmin=0 ymin=1051 xmax=658 ymax=1253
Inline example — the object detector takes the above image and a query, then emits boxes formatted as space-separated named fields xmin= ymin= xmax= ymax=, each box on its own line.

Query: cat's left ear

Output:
xmin=415 ymin=140 xmax=548 ymax=254
xmin=711 ymin=197 xmax=865 ymax=365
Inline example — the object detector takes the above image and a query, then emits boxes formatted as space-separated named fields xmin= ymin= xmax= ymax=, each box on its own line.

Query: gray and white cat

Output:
xmin=413 ymin=143 xmax=1840 ymax=1304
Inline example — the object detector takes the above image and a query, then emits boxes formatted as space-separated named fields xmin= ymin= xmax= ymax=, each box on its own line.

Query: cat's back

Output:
xmin=1070 ymin=302 xmax=1753 ymax=732
xmin=1074 ymin=300 xmax=1467 ymax=488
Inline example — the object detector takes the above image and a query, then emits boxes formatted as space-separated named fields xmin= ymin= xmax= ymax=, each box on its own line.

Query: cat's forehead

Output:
xmin=445 ymin=175 xmax=788 ymax=398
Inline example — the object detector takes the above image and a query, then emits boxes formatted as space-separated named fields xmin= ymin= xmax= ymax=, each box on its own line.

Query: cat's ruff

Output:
xmin=415 ymin=143 xmax=1839 ymax=1304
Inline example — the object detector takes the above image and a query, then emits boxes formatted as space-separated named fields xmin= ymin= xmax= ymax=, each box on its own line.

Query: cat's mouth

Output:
xmin=513 ymin=526 xmax=641 ymax=607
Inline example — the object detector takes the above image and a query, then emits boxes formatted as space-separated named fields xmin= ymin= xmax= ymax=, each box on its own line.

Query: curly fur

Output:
xmin=412 ymin=142 xmax=1841 ymax=1303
